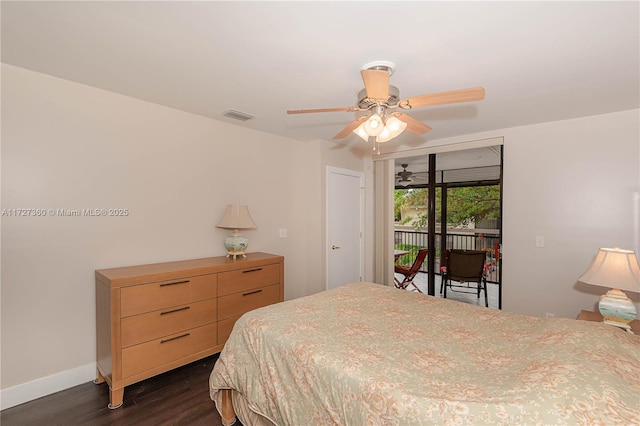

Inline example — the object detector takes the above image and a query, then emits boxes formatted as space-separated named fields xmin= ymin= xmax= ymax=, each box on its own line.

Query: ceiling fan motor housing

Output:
xmin=357 ymin=85 xmax=400 ymax=110
xmin=362 ymin=60 xmax=396 ymax=75
xmin=398 ymin=163 xmax=413 ymax=180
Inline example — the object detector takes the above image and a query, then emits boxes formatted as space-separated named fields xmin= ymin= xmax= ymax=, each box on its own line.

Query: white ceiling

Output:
xmin=2 ymin=1 xmax=638 ymax=151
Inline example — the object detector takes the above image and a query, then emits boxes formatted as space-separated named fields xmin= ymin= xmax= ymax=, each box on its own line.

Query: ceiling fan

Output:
xmin=396 ymin=164 xmax=427 ymax=187
xmin=287 ymin=61 xmax=485 ymax=146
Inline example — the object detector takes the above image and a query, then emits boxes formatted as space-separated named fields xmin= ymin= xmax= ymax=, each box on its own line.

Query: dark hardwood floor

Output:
xmin=1 ymin=354 xmax=235 ymax=426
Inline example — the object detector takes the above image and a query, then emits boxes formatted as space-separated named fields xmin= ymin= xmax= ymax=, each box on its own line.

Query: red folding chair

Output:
xmin=394 ymin=249 xmax=428 ymax=292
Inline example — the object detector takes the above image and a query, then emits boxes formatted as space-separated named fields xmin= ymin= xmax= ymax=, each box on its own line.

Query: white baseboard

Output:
xmin=1 ymin=362 xmax=97 ymax=410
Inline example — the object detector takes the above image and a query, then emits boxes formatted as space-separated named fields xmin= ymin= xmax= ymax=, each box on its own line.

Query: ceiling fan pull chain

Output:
xmin=373 ymin=139 xmax=381 ymax=154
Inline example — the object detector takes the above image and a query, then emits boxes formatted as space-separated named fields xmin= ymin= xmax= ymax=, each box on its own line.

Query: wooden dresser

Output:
xmin=95 ymin=252 xmax=284 ymax=408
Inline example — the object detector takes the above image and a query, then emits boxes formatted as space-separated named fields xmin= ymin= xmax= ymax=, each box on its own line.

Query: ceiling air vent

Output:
xmin=221 ymin=109 xmax=255 ymax=121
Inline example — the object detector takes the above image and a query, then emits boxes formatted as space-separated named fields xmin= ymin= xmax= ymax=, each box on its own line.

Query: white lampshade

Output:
xmin=352 ymin=122 xmax=369 ymax=141
xmin=376 ymin=126 xmax=393 ymax=143
xmin=578 ymin=248 xmax=640 ymax=293
xmin=216 ymin=204 xmax=257 ymax=230
xmin=376 ymin=117 xmax=408 ymax=143
xmin=386 ymin=116 xmax=407 ymax=136
xmin=363 ymin=113 xmax=384 ymax=136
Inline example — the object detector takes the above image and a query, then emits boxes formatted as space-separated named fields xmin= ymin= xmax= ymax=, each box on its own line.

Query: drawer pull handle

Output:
xmin=160 ymin=280 xmax=190 ymax=287
xmin=160 ymin=333 xmax=190 ymax=344
xmin=242 ymin=268 xmax=263 ymax=274
xmin=243 ymin=289 xmax=263 ymax=296
xmin=160 ymin=306 xmax=190 ymax=316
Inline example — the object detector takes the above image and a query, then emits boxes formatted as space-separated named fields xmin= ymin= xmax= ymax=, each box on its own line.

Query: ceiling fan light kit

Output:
xmin=352 ymin=104 xmax=409 ymax=144
xmin=286 ymin=60 xmax=485 ymax=150
xmin=373 ymin=116 xmax=408 ymax=143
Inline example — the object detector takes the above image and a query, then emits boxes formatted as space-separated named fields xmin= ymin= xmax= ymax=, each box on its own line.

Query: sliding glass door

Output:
xmin=390 ymin=145 xmax=503 ymax=309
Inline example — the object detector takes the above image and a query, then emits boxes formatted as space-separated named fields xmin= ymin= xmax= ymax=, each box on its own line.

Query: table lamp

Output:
xmin=578 ymin=247 xmax=640 ymax=329
xmin=215 ymin=204 xmax=257 ymax=259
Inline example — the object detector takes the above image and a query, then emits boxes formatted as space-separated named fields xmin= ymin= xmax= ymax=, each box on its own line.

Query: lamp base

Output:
xmin=224 ymin=234 xmax=248 ymax=259
xmin=598 ymin=288 xmax=637 ymax=329
xmin=602 ymin=319 xmax=631 ymax=330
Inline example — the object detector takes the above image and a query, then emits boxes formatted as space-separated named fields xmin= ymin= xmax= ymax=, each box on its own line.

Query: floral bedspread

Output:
xmin=210 ymin=282 xmax=640 ymax=425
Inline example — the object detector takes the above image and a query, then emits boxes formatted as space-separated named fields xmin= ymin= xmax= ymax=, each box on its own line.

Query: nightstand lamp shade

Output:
xmin=578 ymin=248 xmax=640 ymax=329
xmin=216 ymin=204 xmax=257 ymax=259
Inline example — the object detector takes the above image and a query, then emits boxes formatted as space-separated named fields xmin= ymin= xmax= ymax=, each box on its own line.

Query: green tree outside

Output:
xmin=395 ymin=185 xmax=500 ymax=230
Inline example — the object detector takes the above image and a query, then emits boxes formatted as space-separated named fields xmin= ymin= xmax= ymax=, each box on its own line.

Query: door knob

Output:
xmin=331 ymin=245 xmax=340 ymax=250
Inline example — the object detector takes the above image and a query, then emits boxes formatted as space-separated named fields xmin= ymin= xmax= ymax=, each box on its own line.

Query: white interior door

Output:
xmin=327 ymin=167 xmax=364 ymax=290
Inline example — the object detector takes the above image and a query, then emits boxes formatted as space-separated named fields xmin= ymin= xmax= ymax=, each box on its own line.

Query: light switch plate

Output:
xmin=535 ymin=236 xmax=545 ymax=247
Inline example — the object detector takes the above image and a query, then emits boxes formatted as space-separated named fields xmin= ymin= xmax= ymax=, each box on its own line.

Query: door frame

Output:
xmin=326 ymin=166 xmax=365 ymax=290
xmin=373 ymin=137 xmax=504 ymax=297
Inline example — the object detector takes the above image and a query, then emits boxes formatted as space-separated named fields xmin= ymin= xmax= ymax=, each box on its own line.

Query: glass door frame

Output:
xmin=374 ymin=137 xmax=504 ymax=308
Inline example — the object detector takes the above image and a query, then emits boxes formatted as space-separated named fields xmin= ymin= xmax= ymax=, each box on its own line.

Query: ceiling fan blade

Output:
xmin=333 ymin=116 xmax=368 ymax=140
xmin=361 ymin=69 xmax=389 ymax=99
xmin=287 ymin=106 xmax=360 ymax=114
xmin=399 ymin=87 xmax=485 ymax=109
xmin=394 ymin=113 xmax=432 ymax=135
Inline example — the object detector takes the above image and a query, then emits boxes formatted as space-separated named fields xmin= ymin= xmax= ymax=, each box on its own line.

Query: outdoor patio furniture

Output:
xmin=442 ymin=249 xmax=488 ymax=307
xmin=394 ymin=248 xmax=428 ymax=292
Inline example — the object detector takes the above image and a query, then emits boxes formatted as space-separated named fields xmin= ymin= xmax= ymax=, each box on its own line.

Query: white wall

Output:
xmin=0 ymin=64 xmax=366 ymax=406
xmin=500 ymin=111 xmax=639 ymax=318
xmin=396 ymin=110 xmax=639 ymax=319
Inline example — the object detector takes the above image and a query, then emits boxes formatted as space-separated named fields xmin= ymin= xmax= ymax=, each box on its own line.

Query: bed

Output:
xmin=209 ymin=282 xmax=640 ymax=425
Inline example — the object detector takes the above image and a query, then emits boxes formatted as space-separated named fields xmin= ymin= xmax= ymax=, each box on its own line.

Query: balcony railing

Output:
xmin=394 ymin=229 xmax=500 ymax=283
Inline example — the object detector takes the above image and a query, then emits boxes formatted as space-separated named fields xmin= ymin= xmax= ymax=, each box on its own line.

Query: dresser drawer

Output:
xmin=121 ymin=323 xmax=217 ymax=378
xmin=121 ymin=298 xmax=217 ymax=348
xmin=218 ymin=283 xmax=281 ymax=320
xmin=218 ymin=264 xmax=280 ymax=296
xmin=121 ymin=274 xmax=217 ymax=317
xmin=217 ymin=317 xmax=237 ymax=346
